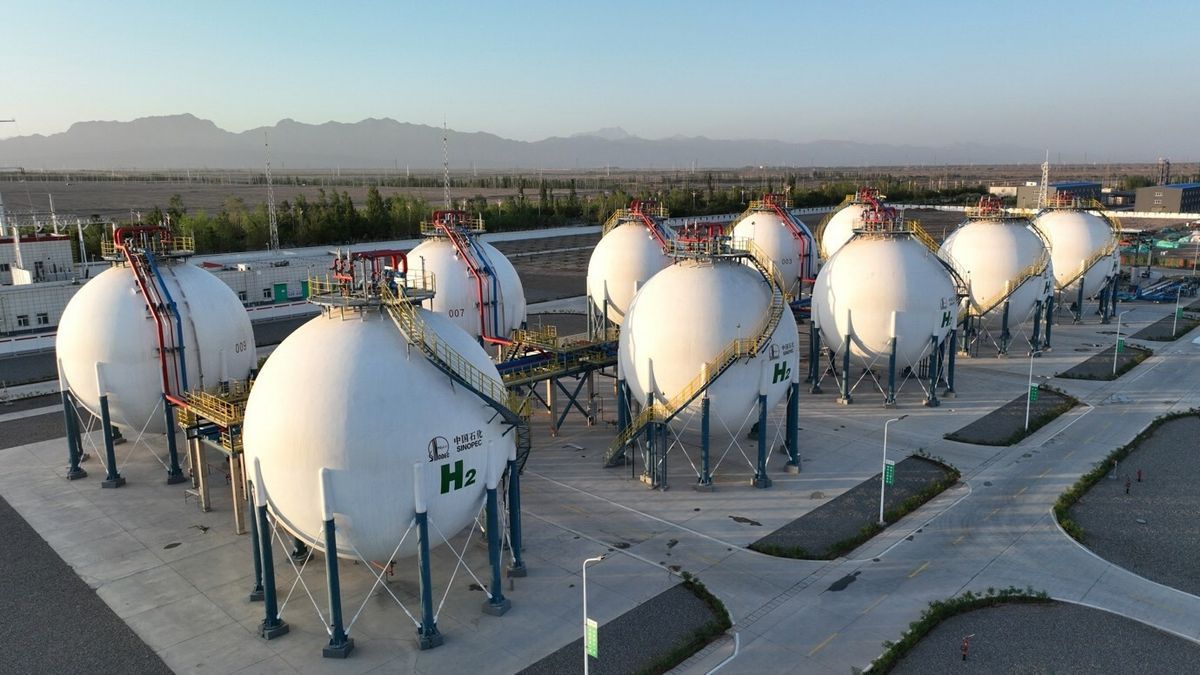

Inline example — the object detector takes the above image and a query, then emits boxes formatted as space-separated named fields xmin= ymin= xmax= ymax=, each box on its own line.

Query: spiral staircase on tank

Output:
xmin=602 ymin=235 xmax=787 ymax=468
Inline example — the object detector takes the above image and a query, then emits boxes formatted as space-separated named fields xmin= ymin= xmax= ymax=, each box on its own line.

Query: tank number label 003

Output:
xmin=233 ymin=340 xmax=248 ymax=353
xmin=440 ymin=460 xmax=477 ymax=494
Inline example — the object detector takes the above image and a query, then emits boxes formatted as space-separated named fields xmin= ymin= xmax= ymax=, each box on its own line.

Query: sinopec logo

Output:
xmin=427 ymin=436 xmax=449 ymax=462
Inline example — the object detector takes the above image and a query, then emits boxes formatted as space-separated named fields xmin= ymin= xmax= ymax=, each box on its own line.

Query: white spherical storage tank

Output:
xmin=731 ymin=210 xmax=806 ymax=295
xmin=409 ymin=236 xmax=526 ymax=340
xmin=819 ymin=203 xmax=868 ymax=259
xmin=618 ymin=259 xmax=799 ymax=429
xmin=242 ymin=309 xmax=513 ymax=563
xmin=1033 ymin=209 xmax=1117 ymax=298
xmin=587 ymin=222 xmax=671 ymax=325
xmin=814 ymin=234 xmax=958 ymax=366
xmin=939 ymin=218 xmax=1053 ymax=328
xmin=56 ymin=264 xmax=255 ymax=434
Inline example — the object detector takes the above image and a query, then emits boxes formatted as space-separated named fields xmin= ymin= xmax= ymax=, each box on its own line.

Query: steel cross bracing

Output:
xmin=603 ymin=238 xmax=787 ymax=467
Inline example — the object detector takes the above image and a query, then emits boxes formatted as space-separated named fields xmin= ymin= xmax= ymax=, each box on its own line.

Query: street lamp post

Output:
xmin=1025 ymin=350 xmax=1042 ymax=431
xmin=582 ymin=555 xmax=606 ymax=675
xmin=1172 ymin=286 xmax=1181 ymax=337
xmin=879 ymin=415 xmax=908 ymax=526
xmin=1113 ymin=310 xmax=1132 ymax=376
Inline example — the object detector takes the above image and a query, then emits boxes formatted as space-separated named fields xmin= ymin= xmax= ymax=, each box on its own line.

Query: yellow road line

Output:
xmin=908 ymin=561 xmax=931 ymax=578
xmin=861 ymin=594 xmax=888 ymax=615
xmin=1038 ymin=467 xmax=1052 ymax=478
xmin=1014 ymin=486 xmax=1028 ymax=497
xmin=809 ymin=632 xmax=838 ymax=656
xmin=1064 ymin=449 xmax=1076 ymax=459
xmin=984 ymin=507 xmax=1000 ymax=521
xmin=952 ymin=534 xmax=965 ymax=545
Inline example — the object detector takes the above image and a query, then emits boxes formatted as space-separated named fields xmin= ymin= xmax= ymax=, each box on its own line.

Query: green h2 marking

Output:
xmin=772 ymin=361 xmax=792 ymax=384
xmin=440 ymin=460 xmax=477 ymax=494
xmin=940 ymin=311 xmax=952 ymax=328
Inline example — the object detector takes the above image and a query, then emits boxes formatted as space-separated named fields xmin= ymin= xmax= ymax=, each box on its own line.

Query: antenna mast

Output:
xmin=1037 ymin=150 xmax=1049 ymax=210
xmin=265 ymin=132 xmax=279 ymax=252
xmin=442 ymin=121 xmax=451 ymax=208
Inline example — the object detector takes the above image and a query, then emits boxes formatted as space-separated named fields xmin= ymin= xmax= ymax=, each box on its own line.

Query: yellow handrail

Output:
xmin=101 ymin=235 xmax=195 ymax=259
xmin=378 ymin=283 xmax=528 ymax=418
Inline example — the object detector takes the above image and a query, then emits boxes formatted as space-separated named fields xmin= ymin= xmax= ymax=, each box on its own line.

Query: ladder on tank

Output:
xmin=739 ymin=193 xmax=815 ymax=289
xmin=602 ymin=237 xmax=787 ymax=468
xmin=1038 ymin=198 xmax=1122 ymax=322
xmin=378 ymin=283 xmax=532 ymax=470
xmin=424 ymin=210 xmax=509 ymax=345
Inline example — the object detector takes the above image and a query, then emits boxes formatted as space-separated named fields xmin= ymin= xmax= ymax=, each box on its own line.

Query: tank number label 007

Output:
xmin=447 ymin=308 xmax=466 ymax=318
xmin=440 ymin=460 xmax=477 ymax=494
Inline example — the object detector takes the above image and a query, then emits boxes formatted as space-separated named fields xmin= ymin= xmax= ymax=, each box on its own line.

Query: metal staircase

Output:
xmin=603 ymin=238 xmax=786 ymax=467
xmin=423 ymin=210 xmax=509 ymax=345
xmin=378 ymin=283 xmax=532 ymax=470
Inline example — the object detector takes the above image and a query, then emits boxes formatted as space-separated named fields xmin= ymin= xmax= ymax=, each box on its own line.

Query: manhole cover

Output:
xmin=1136 ymin=518 xmax=1148 ymax=525
xmin=983 ymin=481 xmax=993 ymax=487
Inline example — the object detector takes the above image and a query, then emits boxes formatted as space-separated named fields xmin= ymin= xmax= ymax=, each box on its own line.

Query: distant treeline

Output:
xmin=77 ymin=177 xmax=991 ymax=256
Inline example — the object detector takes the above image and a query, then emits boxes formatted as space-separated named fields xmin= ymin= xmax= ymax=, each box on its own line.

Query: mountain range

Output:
xmin=0 ymin=114 xmax=1043 ymax=170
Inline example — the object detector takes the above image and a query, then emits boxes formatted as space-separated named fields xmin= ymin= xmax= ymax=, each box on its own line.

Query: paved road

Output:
xmin=685 ymin=321 xmax=1200 ymax=672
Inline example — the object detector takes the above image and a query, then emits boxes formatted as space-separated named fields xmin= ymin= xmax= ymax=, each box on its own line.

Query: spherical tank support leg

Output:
xmin=321 ymin=517 xmax=354 ymax=658
xmin=753 ymin=394 xmax=772 ymax=488
xmin=482 ymin=486 xmax=511 ymax=616
xmin=163 ymin=397 xmax=187 ymax=485
xmin=99 ymin=394 xmax=125 ymax=488
xmin=415 ymin=510 xmax=443 ymax=649
xmin=62 ymin=389 xmax=87 ymax=481
xmin=257 ymin=503 xmax=289 ymax=640
xmin=506 ymin=456 xmax=527 ymax=577
xmin=783 ymin=383 xmax=800 ymax=474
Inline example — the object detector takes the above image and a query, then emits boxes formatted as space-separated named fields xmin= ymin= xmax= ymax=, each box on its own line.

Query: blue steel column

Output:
xmin=616 ymin=378 xmax=627 ymax=439
xmin=62 ymin=388 xmax=87 ymax=481
xmin=1043 ymin=294 xmax=1054 ymax=350
xmin=482 ymin=485 xmax=511 ymax=615
xmin=1098 ymin=282 xmax=1111 ymax=323
xmin=247 ymin=480 xmax=264 ymax=601
xmin=807 ymin=321 xmax=821 ymax=392
xmin=885 ymin=336 xmax=897 ymax=407
xmin=924 ymin=335 xmax=940 ymax=408
xmin=506 ymin=447 xmax=526 ymax=577
xmin=753 ymin=394 xmax=771 ymax=488
xmin=98 ymin=394 xmax=125 ymax=488
xmin=944 ymin=328 xmax=958 ymax=397
xmin=1109 ymin=276 xmax=1118 ymax=318
xmin=999 ymin=300 xmax=1011 ymax=355
xmin=697 ymin=396 xmax=713 ymax=489
xmin=1031 ymin=299 xmax=1043 ymax=352
xmin=414 ymin=464 xmax=442 ymax=649
xmin=162 ymin=396 xmax=186 ymax=484
xmin=784 ymin=382 xmax=800 ymax=474
xmin=837 ymin=335 xmax=852 ymax=404
xmin=253 ymin=461 xmax=288 ymax=639
xmin=1074 ymin=283 xmax=1085 ymax=323
xmin=319 ymin=470 xmax=353 ymax=658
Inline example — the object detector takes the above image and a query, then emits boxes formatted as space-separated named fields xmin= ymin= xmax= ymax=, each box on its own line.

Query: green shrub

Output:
xmin=869 ymin=587 xmax=1052 ymax=672
xmin=1053 ymin=409 xmax=1200 ymax=543
xmin=636 ymin=572 xmax=733 ymax=675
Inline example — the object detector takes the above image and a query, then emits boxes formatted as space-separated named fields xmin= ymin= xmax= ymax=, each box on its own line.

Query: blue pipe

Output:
xmin=144 ymin=251 xmax=189 ymax=391
xmin=467 ymin=235 xmax=502 ymax=339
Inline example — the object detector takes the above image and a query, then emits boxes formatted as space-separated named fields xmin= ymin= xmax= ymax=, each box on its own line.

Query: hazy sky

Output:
xmin=2 ymin=0 xmax=1196 ymax=160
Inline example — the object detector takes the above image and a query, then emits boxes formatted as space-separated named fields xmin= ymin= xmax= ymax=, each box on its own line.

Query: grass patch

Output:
xmin=1056 ymin=345 xmax=1151 ymax=381
xmin=635 ymin=572 xmax=732 ymax=675
xmin=868 ymin=587 xmax=1052 ymax=673
xmin=1053 ymin=409 xmax=1200 ymax=542
xmin=749 ymin=454 xmax=960 ymax=560
xmin=1135 ymin=315 xmax=1200 ymax=341
xmin=944 ymin=386 xmax=1078 ymax=446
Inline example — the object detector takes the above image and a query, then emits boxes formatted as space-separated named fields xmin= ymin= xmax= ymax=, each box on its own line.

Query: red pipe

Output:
xmin=121 ymin=245 xmax=173 ymax=395
xmin=430 ymin=213 xmax=512 ymax=345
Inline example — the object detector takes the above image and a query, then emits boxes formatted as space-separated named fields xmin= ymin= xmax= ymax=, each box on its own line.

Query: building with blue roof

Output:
xmin=1135 ymin=183 xmax=1200 ymax=213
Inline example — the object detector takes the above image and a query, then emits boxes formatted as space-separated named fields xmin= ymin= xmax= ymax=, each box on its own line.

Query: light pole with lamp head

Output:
xmin=1025 ymin=350 xmax=1042 ymax=431
xmin=879 ymin=415 xmax=908 ymax=526
xmin=582 ymin=554 xmax=606 ymax=675
xmin=1113 ymin=310 xmax=1132 ymax=376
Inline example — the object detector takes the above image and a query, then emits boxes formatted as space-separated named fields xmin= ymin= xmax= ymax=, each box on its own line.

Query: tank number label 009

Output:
xmin=234 ymin=340 xmax=248 ymax=353
xmin=440 ymin=460 xmax=477 ymax=494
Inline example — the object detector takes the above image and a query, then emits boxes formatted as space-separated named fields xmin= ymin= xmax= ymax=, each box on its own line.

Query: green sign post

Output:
xmin=1116 ymin=338 xmax=1125 ymax=354
xmin=1029 ymin=385 xmax=1038 ymax=402
xmin=883 ymin=459 xmax=895 ymax=486
xmin=585 ymin=618 xmax=598 ymax=659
